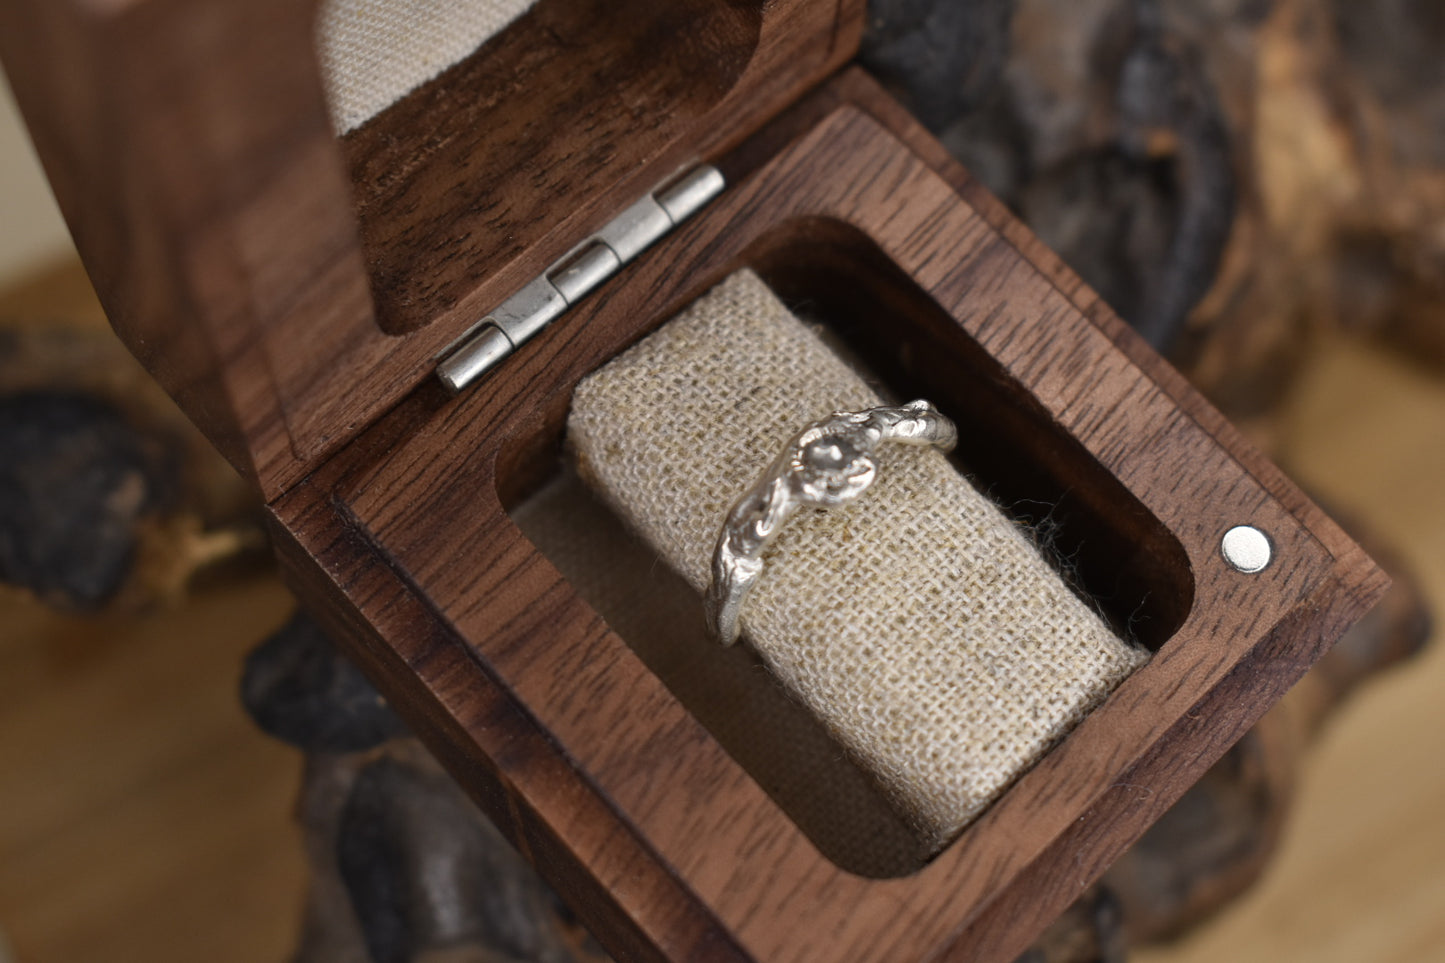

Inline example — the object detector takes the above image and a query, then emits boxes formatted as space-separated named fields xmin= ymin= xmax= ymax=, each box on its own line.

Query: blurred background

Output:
xmin=2 ymin=1 xmax=1444 ymax=961
xmin=1 ymin=76 xmax=307 ymax=962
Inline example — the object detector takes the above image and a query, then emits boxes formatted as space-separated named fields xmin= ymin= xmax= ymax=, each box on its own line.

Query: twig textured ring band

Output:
xmin=705 ymin=399 xmax=958 ymax=646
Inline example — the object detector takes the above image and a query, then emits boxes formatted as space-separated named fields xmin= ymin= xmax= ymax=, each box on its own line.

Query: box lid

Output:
xmin=0 ymin=0 xmax=864 ymax=500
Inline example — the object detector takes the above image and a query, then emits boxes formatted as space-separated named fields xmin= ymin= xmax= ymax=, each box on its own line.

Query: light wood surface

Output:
xmin=0 ymin=578 xmax=305 ymax=963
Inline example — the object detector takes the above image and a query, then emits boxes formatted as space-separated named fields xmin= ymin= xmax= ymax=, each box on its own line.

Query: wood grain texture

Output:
xmin=0 ymin=0 xmax=862 ymax=500
xmin=267 ymin=72 xmax=1388 ymax=962
xmin=342 ymin=0 xmax=858 ymax=337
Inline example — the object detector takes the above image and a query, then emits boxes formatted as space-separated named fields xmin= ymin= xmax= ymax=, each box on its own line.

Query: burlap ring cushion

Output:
xmin=568 ymin=270 xmax=1147 ymax=852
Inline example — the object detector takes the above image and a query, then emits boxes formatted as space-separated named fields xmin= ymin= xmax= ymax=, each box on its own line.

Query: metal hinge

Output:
xmin=436 ymin=164 xmax=726 ymax=394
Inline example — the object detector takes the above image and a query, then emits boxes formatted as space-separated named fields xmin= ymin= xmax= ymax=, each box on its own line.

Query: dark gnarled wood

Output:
xmin=267 ymin=72 xmax=1387 ymax=963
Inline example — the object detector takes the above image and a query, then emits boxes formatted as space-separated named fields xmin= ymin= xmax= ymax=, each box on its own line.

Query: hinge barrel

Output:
xmin=437 ymin=164 xmax=725 ymax=395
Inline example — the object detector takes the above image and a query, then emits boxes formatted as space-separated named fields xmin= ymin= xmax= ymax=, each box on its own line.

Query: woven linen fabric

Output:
xmin=317 ymin=0 xmax=538 ymax=134
xmin=567 ymin=270 xmax=1148 ymax=851
xmin=511 ymin=470 xmax=928 ymax=875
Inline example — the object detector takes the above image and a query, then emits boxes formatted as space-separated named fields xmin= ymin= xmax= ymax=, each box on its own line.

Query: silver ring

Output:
xmin=705 ymin=399 xmax=957 ymax=646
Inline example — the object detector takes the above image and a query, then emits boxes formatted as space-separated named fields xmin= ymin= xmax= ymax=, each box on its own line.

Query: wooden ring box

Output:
xmin=0 ymin=0 xmax=1388 ymax=960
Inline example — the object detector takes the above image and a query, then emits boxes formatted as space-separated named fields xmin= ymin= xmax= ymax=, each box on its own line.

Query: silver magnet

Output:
xmin=1221 ymin=525 xmax=1272 ymax=574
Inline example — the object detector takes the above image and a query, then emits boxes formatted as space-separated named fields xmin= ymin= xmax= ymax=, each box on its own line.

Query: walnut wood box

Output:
xmin=0 ymin=2 xmax=1387 ymax=960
